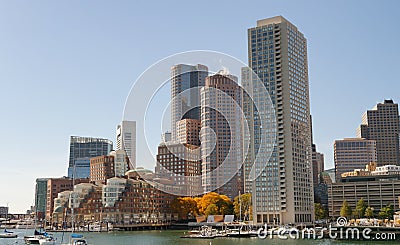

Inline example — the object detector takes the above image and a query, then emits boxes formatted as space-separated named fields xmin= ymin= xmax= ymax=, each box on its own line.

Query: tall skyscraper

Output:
xmin=357 ymin=100 xmax=400 ymax=166
xmin=244 ymin=16 xmax=314 ymax=224
xmin=35 ymin=178 xmax=48 ymax=220
xmin=310 ymin=115 xmax=325 ymax=186
xmin=200 ymin=71 xmax=243 ymax=200
xmin=312 ymin=145 xmax=325 ymax=187
xmin=334 ymin=138 xmax=377 ymax=182
xmin=177 ymin=119 xmax=201 ymax=146
xmin=171 ymin=64 xmax=208 ymax=140
xmin=68 ymin=136 xmax=113 ymax=178
xmin=116 ymin=120 xmax=136 ymax=168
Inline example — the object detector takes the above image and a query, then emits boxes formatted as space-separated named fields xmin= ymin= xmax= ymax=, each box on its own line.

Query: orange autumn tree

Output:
xmin=233 ymin=193 xmax=252 ymax=221
xmin=196 ymin=192 xmax=233 ymax=216
xmin=171 ymin=197 xmax=198 ymax=220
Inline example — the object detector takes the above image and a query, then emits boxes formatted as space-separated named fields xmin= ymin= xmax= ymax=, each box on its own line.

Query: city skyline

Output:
xmin=1 ymin=0 xmax=400 ymax=213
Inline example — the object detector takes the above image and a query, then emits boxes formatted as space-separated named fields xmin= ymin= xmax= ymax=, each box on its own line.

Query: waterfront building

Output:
xmin=70 ymin=183 xmax=96 ymax=209
xmin=35 ymin=178 xmax=49 ymax=220
xmin=116 ymin=120 xmax=136 ymax=168
xmin=90 ymin=155 xmax=115 ymax=185
xmin=68 ymin=136 xmax=113 ymax=178
xmin=201 ymin=72 xmax=243 ymax=200
xmin=155 ymin=142 xmax=201 ymax=196
xmin=102 ymin=177 xmax=128 ymax=208
xmin=244 ymin=16 xmax=314 ymax=224
xmin=328 ymin=176 xmax=400 ymax=218
xmin=357 ymin=100 xmax=400 ymax=166
xmin=52 ymin=191 xmax=71 ymax=225
xmin=171 ymin=64 xmax=208 ymax=141
xmin=334 ymin=138 xmax=377 ymax=182
xmin=52 ymin=183 xmax=96 ymax=225
xmin=46 ymin=177 xmax=89 ymax=220
xmin=70 ymin=170 xmax=177 ymax=225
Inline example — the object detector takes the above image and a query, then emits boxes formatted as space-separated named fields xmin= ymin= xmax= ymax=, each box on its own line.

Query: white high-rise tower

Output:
xmin=116 ymin=120 xmax=136 ymax=169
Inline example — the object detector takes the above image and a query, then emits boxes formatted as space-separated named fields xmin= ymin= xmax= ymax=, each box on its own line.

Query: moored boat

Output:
xmin=61 ymin=233 xmax=88 ymax=245
xmin=0 ymin=233 xmax=18 ymax=238
xmin=0 ymin=230 xmax=18 ymax=239
xmin=39 ymin=235 xmax=56 ymax=245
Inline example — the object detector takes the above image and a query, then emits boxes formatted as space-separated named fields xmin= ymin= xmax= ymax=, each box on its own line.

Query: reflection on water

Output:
xmin=0 ymin=229 xmax=398 ymax=245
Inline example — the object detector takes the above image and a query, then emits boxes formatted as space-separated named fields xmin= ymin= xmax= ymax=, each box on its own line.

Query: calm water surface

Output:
xmin=0 ymin=229 xmax=398 ymax=245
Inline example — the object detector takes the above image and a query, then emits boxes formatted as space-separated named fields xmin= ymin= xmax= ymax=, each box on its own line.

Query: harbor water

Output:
xmin=0 ymin=229 xmax=398 ymax=245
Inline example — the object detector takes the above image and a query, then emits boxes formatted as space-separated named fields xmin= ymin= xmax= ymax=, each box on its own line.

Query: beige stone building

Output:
xmin=201 ymin=72 xmax=243 ymax=200
xmin=334 ymin=138 xmax=377 ymax=181
xmin=328 ymin=178 xmax=400 ymax=218
xmin=357 ymin=100 xmax=400 ymax=166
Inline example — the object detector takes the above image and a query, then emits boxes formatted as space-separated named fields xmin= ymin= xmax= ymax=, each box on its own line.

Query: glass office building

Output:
xmin=68 ymin=136 xmax=113 ymax=178
xmin=244 ymin=16 xmax=314 ymax=224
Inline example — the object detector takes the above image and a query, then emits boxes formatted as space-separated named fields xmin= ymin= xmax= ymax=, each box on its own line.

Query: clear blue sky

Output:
xmin=1 ymin=0 xmax=400 ymax=213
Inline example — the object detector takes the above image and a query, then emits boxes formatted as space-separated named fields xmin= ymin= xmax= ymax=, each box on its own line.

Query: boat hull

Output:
xmin=0 ymin=233 xmax=18 ymax=238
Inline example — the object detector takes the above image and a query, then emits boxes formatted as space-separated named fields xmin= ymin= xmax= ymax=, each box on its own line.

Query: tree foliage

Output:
xmin=365 ymin=206 xmax=374 ymax=218
xmin=205 ymin=204 xmax=219 ymax=216
xmin=378 ymin=204 xmax=394 ymax=219
xmin=354 ymin=198 xmax=367 ymax=218
xmin=233 ymin=193 xmax=252 ymax=221
xmin=171 ymin=192 xmax=234 ymax=220
xmin=170 ymin=197 xmax=198 ymax=220
xmin=195 ymin=192 xmax=233 ymax=216
xmin=340 ymin=200 xmax=352 ymax=218
xmin=314 ymin=203 xmax=327 ymax=220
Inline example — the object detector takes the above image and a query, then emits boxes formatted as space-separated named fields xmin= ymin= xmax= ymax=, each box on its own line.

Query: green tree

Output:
xmin=233 ymin=193 xmax=252 ymax=221
xmin=340 ymin=200 xmax=352 ymax=218
xmin=378 ymin=204 xmax=394 ymax=219
xmin=354 ymin=198 xmax=367 ymax=218
xmin=365 ymin=206 xmax=374 ymax=218
xmin=314 ymin=203 xmax=327 ymax=220
xmin=216 ymin=195 xmax=233 ymax=215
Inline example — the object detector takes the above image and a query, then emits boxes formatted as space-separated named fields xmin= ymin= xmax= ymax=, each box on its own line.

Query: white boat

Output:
xmin=24 ymin=235 xmax=41 ymax=244
xmin=39 ymin=235 xmax=56 ymax=245
xmin=61 ymin=233 xmax=88 ymax=245
xmin=88 ymin=223 xmax=101 ymax=232
xmin=0 ymin=232 xmax=18 ymax=238
xmin=181 ymin=226 xmax=222 ymax=239
xmin=16 ymin=219 xmax=36 ymax=229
